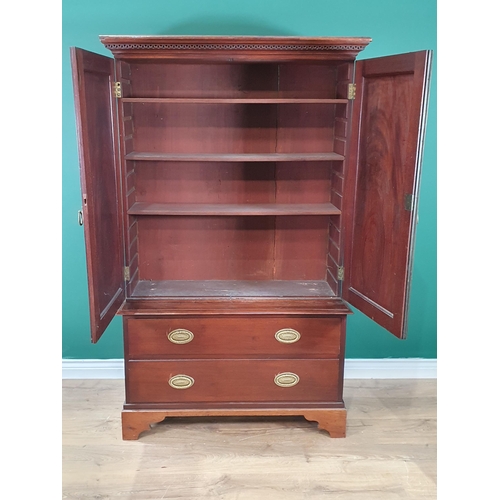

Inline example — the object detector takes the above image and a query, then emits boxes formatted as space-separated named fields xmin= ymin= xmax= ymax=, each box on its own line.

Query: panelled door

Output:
xmin=71 ymin=48 xmax=125 ymax=342
xmin=342 ymin=50 xmax=432 ymax=339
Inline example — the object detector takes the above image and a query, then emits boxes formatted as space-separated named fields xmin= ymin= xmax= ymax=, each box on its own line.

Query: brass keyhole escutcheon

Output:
xmin=168 ymin=374 xmax=195 ymax=389
xmin=167 ymin=329 xmax=194 ymax=344
xmin=274 ymin=372 xmax=300 ymax=388
xmin=275 ymin=328 xmax=301 ymax=344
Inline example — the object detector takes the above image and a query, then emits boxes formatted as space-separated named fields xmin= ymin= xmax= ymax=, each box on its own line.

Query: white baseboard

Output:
xmin=62 ymin=359 xmax=125 ymax=380
xmin=343 ymin=358 xmax=436 ymax=379
xmin=62 ymin=358 xmax=436 ymax=380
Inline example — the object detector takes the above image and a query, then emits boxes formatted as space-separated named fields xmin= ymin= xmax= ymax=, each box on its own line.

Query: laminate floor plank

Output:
xmin=62 ymin=379 xmax=436 ymax=499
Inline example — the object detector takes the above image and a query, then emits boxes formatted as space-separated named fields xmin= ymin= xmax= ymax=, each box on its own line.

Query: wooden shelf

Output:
xmin=122 ymin=97 xmax=349 ymax=104
xmin=121 ymin=280 xmax=353 ymax=316
xmin=131 ymin=280 xmax=336 ymax=298
xmin=128 ymin=202 xmax=340 ymax=216
xmin=125 ymin=152 xmax=345 ymax=162
xmin=121 ymin=280 xmax=352 ymax=316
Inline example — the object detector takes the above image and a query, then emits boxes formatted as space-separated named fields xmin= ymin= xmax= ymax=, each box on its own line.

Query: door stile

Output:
xmin=400 ymin=51 xmax=433 ymax=335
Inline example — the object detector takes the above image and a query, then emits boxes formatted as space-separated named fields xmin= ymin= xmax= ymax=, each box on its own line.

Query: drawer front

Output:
xmin=125 ymin=317 xmax=342 ymax=358
xmin=126 ymin=359 xmax=340 ymax=403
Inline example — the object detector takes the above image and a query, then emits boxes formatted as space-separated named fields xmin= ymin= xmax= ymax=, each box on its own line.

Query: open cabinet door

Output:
xmin=71 ymin=48 xmax=125 ymax=343
xmin=342 ymin=50 xmax=432 ymax=339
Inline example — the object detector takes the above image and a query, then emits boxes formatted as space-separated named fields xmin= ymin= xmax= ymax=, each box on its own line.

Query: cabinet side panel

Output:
xmin=117 ymin=62 xmax=139 ymax=294
xmin=327 ymin=61 xmax=354 ymax=294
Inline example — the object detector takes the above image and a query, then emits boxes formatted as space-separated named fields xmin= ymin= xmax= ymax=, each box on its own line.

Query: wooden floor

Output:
xmin=62 ymin=379 xmax=436 ymax=499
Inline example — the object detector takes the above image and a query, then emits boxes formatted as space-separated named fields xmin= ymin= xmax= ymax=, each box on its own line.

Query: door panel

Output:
xmin=71 ymin=48 xmax=125 ymax=342
xmin=343 ymin=51 xmax=432 ymax=339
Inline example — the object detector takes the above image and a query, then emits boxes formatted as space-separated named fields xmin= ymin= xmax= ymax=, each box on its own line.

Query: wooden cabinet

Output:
xmin=71 ymin=36 xmax=432 ymax=439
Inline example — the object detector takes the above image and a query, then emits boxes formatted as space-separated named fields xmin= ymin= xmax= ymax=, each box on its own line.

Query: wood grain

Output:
xmin=63 ymin=379 xmax=436 ymax=499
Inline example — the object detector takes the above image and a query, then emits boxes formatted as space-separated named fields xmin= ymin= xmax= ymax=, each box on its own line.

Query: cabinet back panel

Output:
xmin=277 ymin=103 xmax=334 ymax=153
xmin=278 ymin=64 xmax=336 ymax=97
xmin=136 ymin=216 xmax=328 ymax=281
xmin=131 ymin=102 xmax=335 ymax=154
xmin=133 ymin=162 xmax=332 ymax=204
xmin=132 ymin=103 xmax=277 ymax=154
xmin=134 ymin=162 xmax=275 ymax=204
xmin=128 ymin=62 xmax=341 ymax=99
xmin=274 ymin=216 xmax=329 ymax=280
xmin=275 ymin=163 xmax=332 ymax=203
xmin=129 ymin=63 xmax=278 ymax=98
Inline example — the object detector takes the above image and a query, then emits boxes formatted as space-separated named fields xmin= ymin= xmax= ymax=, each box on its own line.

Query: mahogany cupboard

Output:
xmin=70 ymin=36 xmax=432 ymax=439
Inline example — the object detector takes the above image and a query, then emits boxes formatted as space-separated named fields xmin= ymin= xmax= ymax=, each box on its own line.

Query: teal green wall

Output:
xmin=62 ymin=0 xmax=437 ymax=359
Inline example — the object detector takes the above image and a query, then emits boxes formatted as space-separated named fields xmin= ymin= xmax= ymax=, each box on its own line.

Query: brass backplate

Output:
xmin=337 ymin=266 xmax=345 ymax=281
xmin=113 ymin=81 xmax=122 ymax=98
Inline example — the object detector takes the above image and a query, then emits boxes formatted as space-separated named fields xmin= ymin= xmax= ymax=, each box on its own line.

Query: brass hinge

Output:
xmin=124 ymin=266 xmax=130 ymax=281
xmin=337 ymin=266 xmax=345 ymax=281
xmin=113 ymin=81 xmax=122 ymax=98
xmin=348 ymin=83 xmax=356 ymax=100
xmin=404 ymin=193 xmax=414 ymax=211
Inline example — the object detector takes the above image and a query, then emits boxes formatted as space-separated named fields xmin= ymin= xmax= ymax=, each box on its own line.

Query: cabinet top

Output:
xmin=99 ymin=35 xmax=372 ymax=62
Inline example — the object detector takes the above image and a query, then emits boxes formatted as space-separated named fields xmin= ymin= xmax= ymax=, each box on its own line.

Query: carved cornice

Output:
xmin=99 ymin=36 xmax=372 ymax=60
xmin=102 ymin=42 xmax=368 ymax=52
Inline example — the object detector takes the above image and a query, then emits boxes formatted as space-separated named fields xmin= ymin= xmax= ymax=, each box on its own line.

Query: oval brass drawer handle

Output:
xmin=274 ymin=372 xmax=300 ymax=388
xmin=167 ymin=328 xmax=194 ymax=344
xmin=168 ymin=374 xmax=195 ymax=389
xmin=275 ymin=328 xmax=301 ymax=344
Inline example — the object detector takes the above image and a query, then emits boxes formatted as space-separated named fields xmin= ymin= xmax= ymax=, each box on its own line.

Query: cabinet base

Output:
xmin=121 ymin=407 xmax=347 ymax=440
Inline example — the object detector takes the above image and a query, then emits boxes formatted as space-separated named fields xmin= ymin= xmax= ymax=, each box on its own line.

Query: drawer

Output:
xmin=126 ymin=359 xmax=341 ymax=404
xmin=125 ymin=317 xmax=342 ymax=358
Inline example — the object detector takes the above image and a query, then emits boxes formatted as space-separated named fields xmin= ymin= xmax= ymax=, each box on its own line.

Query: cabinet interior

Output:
xmin=119 ymin=60 xmax=353 ymax=300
